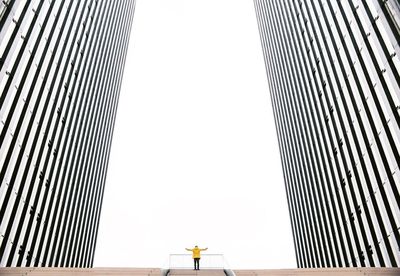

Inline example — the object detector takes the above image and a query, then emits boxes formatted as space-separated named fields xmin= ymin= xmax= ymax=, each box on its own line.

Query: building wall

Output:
xmin=254 ymin=0 xmax=400 ymax=268
xmin=0 ymin=0 xmax=135 ymax=267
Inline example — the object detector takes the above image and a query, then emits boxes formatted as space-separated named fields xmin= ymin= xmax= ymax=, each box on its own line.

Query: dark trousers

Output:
xmin=193 ymin=258 xmax=200 ymax=270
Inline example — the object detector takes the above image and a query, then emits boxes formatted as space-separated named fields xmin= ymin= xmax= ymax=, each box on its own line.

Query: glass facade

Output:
xmin=254 ymin=0 xmax=400 ymax=268
xmin=0 ymin=0 xmax=135 ymax=267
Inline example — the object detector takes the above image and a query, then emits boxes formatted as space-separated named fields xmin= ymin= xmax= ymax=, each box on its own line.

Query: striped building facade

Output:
xmin=0 ymin=0 xmax=135 ymax=267
xmin=254 ymin=0 xmax=400 ymax=268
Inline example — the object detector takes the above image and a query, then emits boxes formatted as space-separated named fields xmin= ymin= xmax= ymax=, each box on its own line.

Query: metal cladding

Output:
xmin=0 ymin=0 xmax=135 ymax=267
xmin=254 ymin=0 xmax=400 ymax=268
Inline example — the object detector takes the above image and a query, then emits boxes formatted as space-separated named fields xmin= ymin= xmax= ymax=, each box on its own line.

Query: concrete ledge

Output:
xmin=168 ymin=269 xmax=226 ymax=275
xmin=233 ymin=268 xmax=400 ymax=276
xmin=1 ymin=267 xmax=399 ymax=276
xmin=0 ymin=267 xmax=161 ymax=275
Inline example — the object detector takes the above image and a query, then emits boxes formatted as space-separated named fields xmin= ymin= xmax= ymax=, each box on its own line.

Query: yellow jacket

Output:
xmin=185 ymin=247 xmax=208 ymax=258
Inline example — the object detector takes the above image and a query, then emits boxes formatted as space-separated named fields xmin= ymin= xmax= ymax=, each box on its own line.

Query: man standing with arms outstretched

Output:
xmin=185 ymin=245 xmax=208 ymax=270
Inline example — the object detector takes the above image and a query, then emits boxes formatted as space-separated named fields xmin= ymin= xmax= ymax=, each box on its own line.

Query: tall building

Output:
xmin=254 ymin=0 xmax=400 ymax=268
xmin=0 ymin=0 xmax=135 ymax=267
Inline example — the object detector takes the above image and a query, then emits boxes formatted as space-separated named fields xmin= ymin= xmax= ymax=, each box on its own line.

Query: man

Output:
xmin=185 ymin=245 xmax=208 ymax=270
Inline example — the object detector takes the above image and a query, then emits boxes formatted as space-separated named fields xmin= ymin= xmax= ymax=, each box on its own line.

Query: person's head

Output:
xmin=195 ymin=245 xmax=198 ymax=248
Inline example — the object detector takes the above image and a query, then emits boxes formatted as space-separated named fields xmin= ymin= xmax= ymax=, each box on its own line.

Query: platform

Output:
xmin=168 ymin=269 xmax=226 ymax=275
xmin=233 ymin=268 xmax=400 ymax=275
xmin=0 ymin=267 xmax=399 ymax=275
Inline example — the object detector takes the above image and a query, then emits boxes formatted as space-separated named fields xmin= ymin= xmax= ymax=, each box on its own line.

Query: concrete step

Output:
xmin=168 ymin=269 xmax=226 ymax=276
xmin=1 ymin=267 xmax=399 ymax=276
xmin=233 ymin=268 xmax=400 ymax=276
xmin=0 ymin=267 xmax=161 ymax=275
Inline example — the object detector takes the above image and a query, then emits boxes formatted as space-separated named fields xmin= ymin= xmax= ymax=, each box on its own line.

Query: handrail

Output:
xmin=169 ymin=253 xmax=225 ymax=269
xmin=170 ymin=254 xmax=225 ymax=257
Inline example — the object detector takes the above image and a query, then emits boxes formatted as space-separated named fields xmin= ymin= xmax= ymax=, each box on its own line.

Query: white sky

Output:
xmin=94 ymin=0 xmax=296 ymax=269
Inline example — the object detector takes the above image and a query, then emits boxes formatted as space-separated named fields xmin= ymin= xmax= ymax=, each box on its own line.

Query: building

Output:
xmin=0 ymin=0 xmax=135 ymax=267
xmin=254 ymin=0 xmax=400 ymax=268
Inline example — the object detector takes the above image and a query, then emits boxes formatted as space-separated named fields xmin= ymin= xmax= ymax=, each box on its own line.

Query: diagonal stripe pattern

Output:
xmin=254 ymin=0 xmax=400 ymax=268
xmin=0 ymin=0 xmax=135 ymax=267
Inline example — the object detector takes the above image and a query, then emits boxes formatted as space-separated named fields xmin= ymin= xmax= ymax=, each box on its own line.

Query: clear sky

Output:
xmin=94 ymin=0 xmax=296 ymax=269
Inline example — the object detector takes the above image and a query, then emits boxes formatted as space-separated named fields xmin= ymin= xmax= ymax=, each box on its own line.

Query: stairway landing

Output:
xmin=168 ymin=269 xmax=226 ymax=276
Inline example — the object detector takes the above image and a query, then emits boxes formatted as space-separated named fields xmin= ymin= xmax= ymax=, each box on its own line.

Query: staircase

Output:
xmin=1 ymin=267 xmax=400 ymax=275
xmin=168 ymin=269 xmax=226 ymax=276
xmin=0 ymin=267 xmax=162 ymax=275
xmin=233 ymin=268 xmax=400 ymax=275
